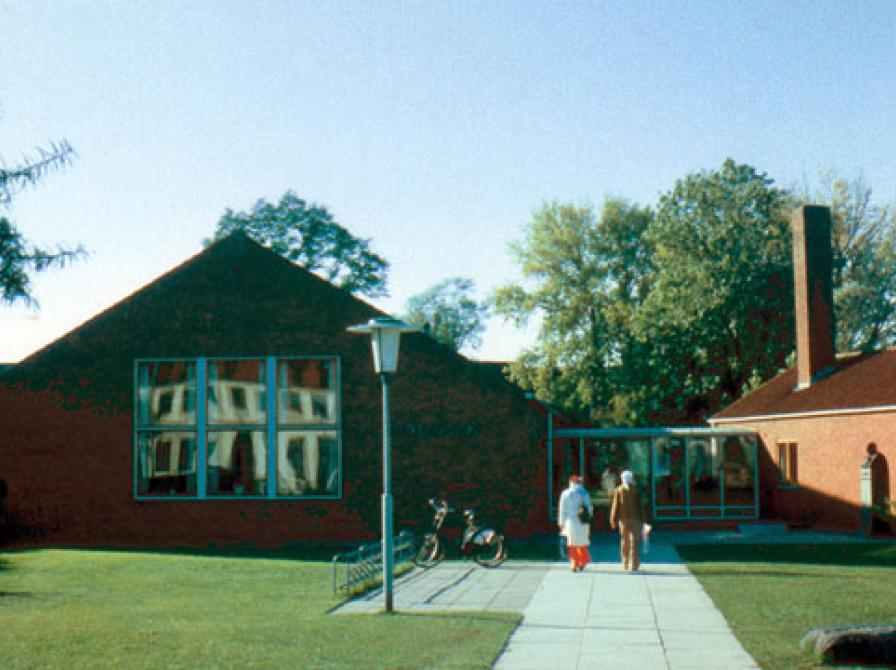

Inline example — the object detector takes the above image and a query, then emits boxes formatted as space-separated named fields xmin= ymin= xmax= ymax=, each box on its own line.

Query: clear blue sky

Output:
xmin=2 ymin=1 xmax=894 ymax=362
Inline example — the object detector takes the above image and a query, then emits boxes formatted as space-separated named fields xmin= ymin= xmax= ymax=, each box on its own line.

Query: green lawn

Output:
xmin=0 ymin=547 xmax=518 ymax=670
xmin=678 ymin=542 xmax=896 ymax=670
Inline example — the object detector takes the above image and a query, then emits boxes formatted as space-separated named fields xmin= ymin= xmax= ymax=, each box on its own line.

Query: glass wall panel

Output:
xmin=689 ymin=438 xmax=722 ymax=508
xmin=208 ymin=359 xmax=266 ymax=425
xmin=584 ymin=439 xmax=650 ymax=514
xmin=277 ymin=359 xmax=338 ymax=425
xmin=722 ymin=435 xmax=757 ymax=507
xmin=136 ymin=361 xmax=196 ymax=426
xmin=207 ymin=430 xmax=267 ymax=496
xmin=277 ymin=430 xmax=339 ymax=495
xmin=137 ymin=431 xmax=197 ymax=495
xmin=654 ymin=437 xmax=686 ymax=511
xmin=136 ymin=356 xmax=341 ymax=500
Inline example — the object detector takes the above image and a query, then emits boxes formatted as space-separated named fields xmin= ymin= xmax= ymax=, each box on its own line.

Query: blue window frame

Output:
xmin=134 ymin=356 xmax=341 ymax=500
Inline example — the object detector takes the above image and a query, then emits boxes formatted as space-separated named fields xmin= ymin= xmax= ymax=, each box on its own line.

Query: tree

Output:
xmin=492 ymin=200 xmax=654 ymax=422
xmin=499 ymin=161 xmax=896 ymax=426
xmin=207 ymin=191 xmax=389 ymax=298
xmin=632 ymin=159 xmax=793 ymax=422
xmin=798 ymin=173 xmax=896 ymax=352
xmin=404 ymin=277 xmax=488 ymax=351
xmin=1 ymin=138 xmax=85 ymax=306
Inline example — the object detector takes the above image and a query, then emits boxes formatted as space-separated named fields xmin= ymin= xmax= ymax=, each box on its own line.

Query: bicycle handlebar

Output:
xmin=427 ymin=498 xmax=455 ymax=513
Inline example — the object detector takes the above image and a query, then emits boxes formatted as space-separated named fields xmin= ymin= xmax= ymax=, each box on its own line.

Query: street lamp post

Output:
xmin=347 ymin=316 xmax=419 ymax=612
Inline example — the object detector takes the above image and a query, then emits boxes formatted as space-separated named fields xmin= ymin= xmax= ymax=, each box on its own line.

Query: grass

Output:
xmin=0 ymin=547 xmax=519 ymax=670
xmin=678 ymin=542 xmax=896 ymax=670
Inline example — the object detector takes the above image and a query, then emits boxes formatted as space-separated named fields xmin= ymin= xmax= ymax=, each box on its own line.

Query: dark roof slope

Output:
xmin=1 ymin=232 xmax=532 ymax=412
xmin=712 ymin=349 xmax=896 ymax=421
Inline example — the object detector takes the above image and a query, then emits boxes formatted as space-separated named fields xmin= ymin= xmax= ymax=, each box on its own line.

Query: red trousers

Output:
xmin=568 ymin=545 xmax=590 ymax=569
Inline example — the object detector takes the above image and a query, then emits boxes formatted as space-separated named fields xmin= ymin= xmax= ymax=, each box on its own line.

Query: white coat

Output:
xmin=558 ymin=483 xmax=593 ymax=547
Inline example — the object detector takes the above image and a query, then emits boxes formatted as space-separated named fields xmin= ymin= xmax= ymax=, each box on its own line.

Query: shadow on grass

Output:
xmin=677 ymin=543 xmax=896 ymax=568
xmin=1 ymin=533 xmax=619 ymax=565
xmin=0 ymin=556 xmax=31 ymax=598
xmin=0 ymin=542 xmax=362 ymax=563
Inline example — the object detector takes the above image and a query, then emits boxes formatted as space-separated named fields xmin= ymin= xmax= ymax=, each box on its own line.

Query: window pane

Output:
xmin=277 ymin=359 xmax=338 ymax=425
xmin=137 ymin=361 xmax=196 ymax=426
xmin=788 ymin=443 xmax=799 ymax=483
xmin=137 ymin=431 xmax=197 ymax=496
xmin=208 ymin=360 xmax=266 ymax=425
xmin=723 ymin=436 xmax=756 ymax=506
xmin=654 ymin=438 xmax=687 ymax=508
xmin=277 ymin=430 xmax=339 ymax=495
xmin=207 ymin=430 xmax=267 ymax=496
xmin=689 ymin=439 xmax=721 ymax=508
xmin=583 ymin=438 xmax=650 ymax=513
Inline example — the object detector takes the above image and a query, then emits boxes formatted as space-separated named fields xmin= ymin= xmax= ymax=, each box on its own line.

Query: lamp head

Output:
xmin=347 ymin=316 xmax=420 ymax=374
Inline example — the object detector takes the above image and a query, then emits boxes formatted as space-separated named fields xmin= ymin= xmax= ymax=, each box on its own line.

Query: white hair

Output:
xmin=621 ymin=470 xmax=634 ymax=487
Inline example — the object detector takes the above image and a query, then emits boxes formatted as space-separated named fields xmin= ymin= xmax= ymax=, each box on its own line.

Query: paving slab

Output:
xmin=333 ymin=531 xmax=864 ymax=668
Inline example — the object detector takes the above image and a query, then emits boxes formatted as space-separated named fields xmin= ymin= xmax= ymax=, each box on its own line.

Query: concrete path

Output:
xmin=333 ymin=532 xmax=766 ymax=669
xmin=493 ymin=538 xmax=759 ymax=669
xmin=333 ymin=561 xmax=552 ymax=614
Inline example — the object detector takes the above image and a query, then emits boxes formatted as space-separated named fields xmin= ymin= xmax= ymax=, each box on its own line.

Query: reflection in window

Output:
xmin=158 ymin=392 xmax=173 ymax=418
xmin=231 ymin=387 xmax=247 ymax=410
xmin=137 ymin=431 xmax=197 ymax=496
xmin=278 ymin=359 xmax=337 ymax=425
xmin=136 ymin=357 xmax=340 ymax=499
xmin=155 ymin=440 xmax=171 ymax=471
xmin=654 ymin=438 xmax=686 ymax=508
xmin=277 ymin=431 xmax=339 ymax=495
xmin=723 ymin=436 xmax=757 ymax=505
xmin=689 ymin=439 xmax=722 ymax=511
xmin=178 ymin=438 xmax=193 ymax=471
xmin=207 ymin=430 xmax=267 ymax=496
xmin=777 ymin=441 xmax=798 ymax=486
xmin=208 ymin=359 xmax=266 ymax=425
xmin=137 ymin=361 xmax=196 ymax=426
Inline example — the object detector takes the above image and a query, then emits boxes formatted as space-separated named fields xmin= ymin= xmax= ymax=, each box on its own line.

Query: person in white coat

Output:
xmin=557 ymin=474 xmax=593 ymax=572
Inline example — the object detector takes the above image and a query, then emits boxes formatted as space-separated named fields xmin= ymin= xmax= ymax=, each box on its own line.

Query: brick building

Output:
xmin=0 ymin=233 xmax=548 ymax=546
xmin=710 ymin=206 xmax=896 ymax=532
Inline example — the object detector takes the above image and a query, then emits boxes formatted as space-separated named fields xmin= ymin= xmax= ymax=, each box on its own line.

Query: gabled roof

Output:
xmin=1 ymin=232 xmax=531 ymax=411
xmin=1 ymin=232 xmax=380 ymax=390
xmin=711 ymin=349 xmax=896 ymax=422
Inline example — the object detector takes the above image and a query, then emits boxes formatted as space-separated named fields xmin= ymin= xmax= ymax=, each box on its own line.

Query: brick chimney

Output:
xmin=792 ymin=205 xmax=835 ymax=390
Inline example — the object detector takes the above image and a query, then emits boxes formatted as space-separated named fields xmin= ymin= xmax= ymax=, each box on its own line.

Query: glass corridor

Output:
xmin=549 ymin=427 xmax=759 ymax=521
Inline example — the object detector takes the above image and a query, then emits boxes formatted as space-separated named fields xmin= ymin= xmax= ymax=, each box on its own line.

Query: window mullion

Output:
xmin=197 ymin=358 xmax=208 ymax=498
xmin=266 ymin=356 xmax=277 ymax=498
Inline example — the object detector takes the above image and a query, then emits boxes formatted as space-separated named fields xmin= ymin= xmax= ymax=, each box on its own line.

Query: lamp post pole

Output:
xmin=347 ymin=316 xmax=419 ymax=615
xmin=380 ymin=371 xmax=394 ymax=612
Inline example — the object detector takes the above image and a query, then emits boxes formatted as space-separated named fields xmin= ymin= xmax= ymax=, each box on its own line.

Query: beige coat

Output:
xmin=609 ymin=484 xmax=646 ymax=529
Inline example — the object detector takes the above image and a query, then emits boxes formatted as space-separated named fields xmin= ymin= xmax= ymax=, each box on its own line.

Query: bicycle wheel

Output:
xmin=473 ymin=534 xmax=506 ymax=567
xmin=413 ymin=533 xmax=443 ymax=568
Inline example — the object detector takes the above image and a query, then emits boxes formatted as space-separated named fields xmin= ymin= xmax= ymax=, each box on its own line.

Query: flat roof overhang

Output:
xmin=552 ymin=426 xmax=758 ymax=440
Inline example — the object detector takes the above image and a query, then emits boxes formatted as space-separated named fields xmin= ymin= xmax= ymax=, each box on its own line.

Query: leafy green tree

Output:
xmin=633 ymin=159 xmax=793 ymax=422
xmin=1 ymin=138 xmax=85 ymax=306
xmin=799 ymin=173 xmax=896 ymax=352
xmin=207 ymin=191 xmax=389 ymax=297
xmin=404 ymin=277 xmax=488 ymax=351
xmin=499 ymin=161 xmax=896 ymax=426
xmin=493 ymin=200 xmax=653 ymax=422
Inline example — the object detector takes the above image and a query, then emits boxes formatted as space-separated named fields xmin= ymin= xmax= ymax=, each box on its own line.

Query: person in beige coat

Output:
xmin=609 ymin=470 xmax=649 ymax=572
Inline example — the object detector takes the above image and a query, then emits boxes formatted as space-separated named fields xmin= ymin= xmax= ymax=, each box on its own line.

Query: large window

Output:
xmin=135 ymin=356 xmax=340 ymax=499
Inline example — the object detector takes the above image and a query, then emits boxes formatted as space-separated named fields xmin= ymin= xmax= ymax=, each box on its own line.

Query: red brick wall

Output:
xmin=718 ymin=412 xmax=896 ymax=530
xmin=0 ymin=236 xmax=550 ymax=547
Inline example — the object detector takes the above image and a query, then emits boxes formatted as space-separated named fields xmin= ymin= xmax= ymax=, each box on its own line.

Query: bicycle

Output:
xmin=414 ymin=498 xmax=507 ymax=568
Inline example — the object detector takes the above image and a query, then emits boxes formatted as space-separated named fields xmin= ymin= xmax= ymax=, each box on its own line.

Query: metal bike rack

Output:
xmin=332 ymin=530 xmax=416 ymax=595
